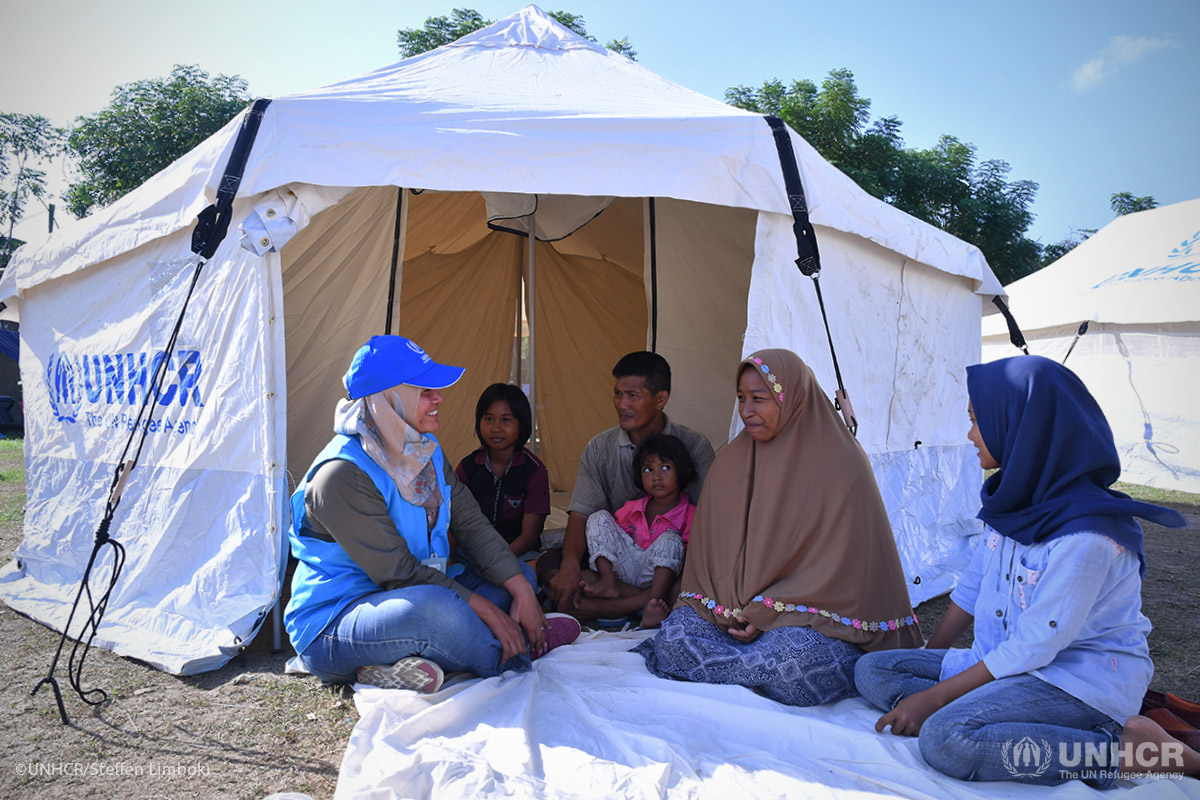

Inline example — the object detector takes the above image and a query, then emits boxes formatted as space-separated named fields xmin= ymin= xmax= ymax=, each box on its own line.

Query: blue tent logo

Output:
xmin=45 ymin=352 xmax=81 ymax=423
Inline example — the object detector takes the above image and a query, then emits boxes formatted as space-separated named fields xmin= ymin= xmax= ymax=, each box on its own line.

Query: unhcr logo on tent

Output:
xmin=1092 ymin=260 xmax=1200 ymax=288
xmin=45 ymin=352 xmax=82 ymax=423
xmin=1093 ymin=230 xmax=1200 ymax=288
xmin=44 ymin=348 xmax=205 ymax=431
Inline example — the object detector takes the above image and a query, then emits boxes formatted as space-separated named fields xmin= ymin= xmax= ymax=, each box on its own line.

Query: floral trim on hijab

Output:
xmin=749 ymin=356 xmax=785 ymax=403
xmin=334 ymin=386 xmax=442 ymax=509
xmin=679 ymin=591 xmax=918 ymax=632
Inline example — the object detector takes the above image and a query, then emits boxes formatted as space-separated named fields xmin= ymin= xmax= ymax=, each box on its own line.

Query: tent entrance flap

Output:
xmin=483 ymin=193 xmax=615 ymax=242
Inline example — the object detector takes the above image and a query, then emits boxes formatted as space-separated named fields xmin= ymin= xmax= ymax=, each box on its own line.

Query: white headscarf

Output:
xmin=334 ymin=384 xmax=443 ymax=510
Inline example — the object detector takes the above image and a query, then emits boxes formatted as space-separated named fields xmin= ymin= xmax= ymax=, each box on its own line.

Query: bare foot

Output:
xmin=1121 ymin=714 xmax=1200 ymax=776
xmin=580 ymin=574 xmax=620 ymax=599
xmin=641 ymin=598 xmax=670 ymax=628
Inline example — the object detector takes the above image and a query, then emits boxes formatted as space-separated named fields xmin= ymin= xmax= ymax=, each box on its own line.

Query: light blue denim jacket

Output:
xmin=942 ymin=526 xmax=1152 ymax=724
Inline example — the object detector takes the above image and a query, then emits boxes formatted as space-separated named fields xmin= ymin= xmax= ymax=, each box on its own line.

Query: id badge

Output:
xmin=421 ymin=556 xmax=448 ymax=574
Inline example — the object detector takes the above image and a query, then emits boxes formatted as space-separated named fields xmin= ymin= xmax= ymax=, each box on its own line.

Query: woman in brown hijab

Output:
xmin=636 ymin=349 xmax=922 ymax=706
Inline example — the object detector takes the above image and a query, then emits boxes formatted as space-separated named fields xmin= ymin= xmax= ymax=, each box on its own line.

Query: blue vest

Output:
xmin=284 ymin=433 xmax=454 ymax=655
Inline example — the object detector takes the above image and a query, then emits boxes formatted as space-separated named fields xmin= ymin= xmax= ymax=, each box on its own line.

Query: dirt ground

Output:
xmin=0 ymin=437 xmax=1196 ymax=800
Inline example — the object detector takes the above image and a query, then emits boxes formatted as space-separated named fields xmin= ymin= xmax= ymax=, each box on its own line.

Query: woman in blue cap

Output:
xmin=285 ymin=335 xmax=579 ymax=691
xmin=855 ymin=355 xmax=1197 ymax=785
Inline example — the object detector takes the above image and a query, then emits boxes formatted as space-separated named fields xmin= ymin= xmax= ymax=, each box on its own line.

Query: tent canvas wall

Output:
xmin=982 ymin=198 xmax=1200 ymax=493
xmin=0 ymin=6 xmax=1001 ymax=674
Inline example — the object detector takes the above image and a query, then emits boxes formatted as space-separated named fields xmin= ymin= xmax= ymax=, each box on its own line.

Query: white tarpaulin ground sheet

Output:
xmin=335 ymin=630 xmax=1199 ymax=799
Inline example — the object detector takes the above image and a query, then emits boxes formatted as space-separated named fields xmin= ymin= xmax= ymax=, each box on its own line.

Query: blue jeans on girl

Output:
xmin=854 ymin=648 xmax=1122 ymax=788
xmin=300 ymin=563 xmax=536 ymax=684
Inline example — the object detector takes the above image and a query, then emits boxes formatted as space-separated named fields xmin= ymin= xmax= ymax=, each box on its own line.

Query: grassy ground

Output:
xmin=0 ymin=438 xmax=350 ymax=799
xmin=0 ymin=438 xmax=1196 ymax=799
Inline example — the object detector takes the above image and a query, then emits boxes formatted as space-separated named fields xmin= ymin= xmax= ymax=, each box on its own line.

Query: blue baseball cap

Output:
xmin=343 ymin=335 xmax=465 ymax=399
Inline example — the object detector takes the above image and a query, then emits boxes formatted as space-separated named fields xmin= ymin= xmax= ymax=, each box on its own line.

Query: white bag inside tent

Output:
xmin=0 ymin=5 xmax=1002 ymax=674
xmin=982 ymin=198 xmax=1200 ymax=493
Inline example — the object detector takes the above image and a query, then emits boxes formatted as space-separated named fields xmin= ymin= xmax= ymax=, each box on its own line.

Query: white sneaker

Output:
xmin=357 ymin=657 xmax=445 ymax=692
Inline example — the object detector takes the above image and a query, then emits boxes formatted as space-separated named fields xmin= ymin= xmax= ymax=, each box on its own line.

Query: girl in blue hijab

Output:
xmin=854 ymin=355 xmax=1198 ymax=786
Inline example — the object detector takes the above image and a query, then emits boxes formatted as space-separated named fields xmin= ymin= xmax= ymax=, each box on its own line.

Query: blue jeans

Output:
xmin=854 ymin=648 xmax=1122 ymax=788
xmin=301 ymin=564 xmax=536 ymax=684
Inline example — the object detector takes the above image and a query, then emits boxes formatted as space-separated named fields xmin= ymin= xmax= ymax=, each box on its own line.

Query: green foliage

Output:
xmin=397 ymin=8 xmax=636 ymax=60
xmin=0 ymin=235 xmax=23 ymax=272
xmin=1111 ymin=191 xmax=1157 ymax=216
xmin=727 ymin=70 xmax=1043 ymax=284
xmin=547 ymin=11 xmax=638 ymax=59
xmin=605 ymin=37 xmax=637 ymax=60
xmin=1038 ymin=226 xmax=1098 ymax=266
xmin=65 ymin=65 xmax=250 ymax=218
xmin=397 ymin=8 xmax=489 ymax=56
xmin=1 ymin=113 xmax=64 ymax=266
xmin=1040 ymin=190 xmax=1158 ymax=266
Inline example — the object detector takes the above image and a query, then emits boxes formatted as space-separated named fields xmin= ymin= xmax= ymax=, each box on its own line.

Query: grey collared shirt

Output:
xmin=566 ymin=414 xmax=715 ymax=517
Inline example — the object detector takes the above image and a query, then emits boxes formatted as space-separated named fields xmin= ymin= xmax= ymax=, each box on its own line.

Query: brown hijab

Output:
xmin=678 ymin=349 xmax=922 ymax=651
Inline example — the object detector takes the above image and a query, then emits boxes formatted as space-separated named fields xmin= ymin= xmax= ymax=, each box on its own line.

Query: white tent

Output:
xmin=983 ymin=198 xmax=1200 ymax=493
xmin=0 ymin=6 xmax=1001 ymax=674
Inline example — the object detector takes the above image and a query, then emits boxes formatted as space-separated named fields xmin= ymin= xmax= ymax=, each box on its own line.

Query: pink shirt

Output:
xmin=613 ymin=495 xmax=695 ymax=550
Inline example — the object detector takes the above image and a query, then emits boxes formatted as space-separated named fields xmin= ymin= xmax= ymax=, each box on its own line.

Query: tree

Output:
xmin=1039 ymin=191 xmax=1159 ymax=266
xmin=727 ymin=71 xmax=1042 ymax=284
xmin=397 ymin=8 xmax=636 ymax=59
xmin=1 ymin=112 xmax=64 ymax=269
xmin=65 ymin=65 xmax=250 ymax=218
xmin=1110 ymin=191 xmax=1157 ymax=216
xmin=397 ymin=8 xmax=489 ymax=56
xmin=1038 ymin=226 xmax=1097 ymax=266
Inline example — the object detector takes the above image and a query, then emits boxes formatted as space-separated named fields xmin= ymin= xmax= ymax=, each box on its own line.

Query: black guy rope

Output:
xmin=32 ymin=98 xmax=272 ymax=724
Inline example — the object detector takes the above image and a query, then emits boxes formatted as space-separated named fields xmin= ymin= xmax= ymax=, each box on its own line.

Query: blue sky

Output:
xmin=3 ymin=0 xmax=1195 ymax=250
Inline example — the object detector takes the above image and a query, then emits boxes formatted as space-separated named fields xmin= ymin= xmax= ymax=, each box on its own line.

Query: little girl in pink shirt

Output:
xmin=579 ymin=434 xmax=695 ymax=628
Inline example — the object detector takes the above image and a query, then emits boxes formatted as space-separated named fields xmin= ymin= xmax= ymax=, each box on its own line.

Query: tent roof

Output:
xmin=2 ymin=4 xmax=998 ymax=297
xmin=984 ymin=197 xmax=1200 ymax=335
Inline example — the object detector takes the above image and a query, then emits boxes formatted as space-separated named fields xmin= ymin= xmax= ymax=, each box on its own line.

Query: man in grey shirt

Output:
xmin=545 ymin=351 xmax=715 ymax=612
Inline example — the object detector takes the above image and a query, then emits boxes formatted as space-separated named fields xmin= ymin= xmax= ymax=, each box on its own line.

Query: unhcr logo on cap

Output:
xmin=406 ymin=339 xmax=432 ymax=364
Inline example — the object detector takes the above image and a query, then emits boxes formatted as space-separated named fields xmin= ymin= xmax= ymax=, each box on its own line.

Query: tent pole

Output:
xmin=384 ymin=188 xmax=405 ymax=335
xmin=649 ymin=198 xmax=658 ymax=352
xmin=512 ymin=272 xmax=523 ymax=384
xmin=527 ymin=210 xmax=538 ymax=453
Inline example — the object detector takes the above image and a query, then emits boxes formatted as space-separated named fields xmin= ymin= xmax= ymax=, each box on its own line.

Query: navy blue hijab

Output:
xmin=966 ymin=356 xmax=1185 ymax=570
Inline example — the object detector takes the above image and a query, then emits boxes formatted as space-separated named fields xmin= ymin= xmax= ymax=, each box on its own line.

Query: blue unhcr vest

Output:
xmin=284 ymin=433 xmax=454 ymax=655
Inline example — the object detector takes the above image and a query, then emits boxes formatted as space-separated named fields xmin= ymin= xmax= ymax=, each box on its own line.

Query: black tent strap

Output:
xmin=764 ymin=116 xmax=821 ymax=277
xmin=192 ymin=98 xmax=273 ymax=259
xmin=991 ymin=295 xmax=1029 ymax=355
xmin=763 ymin=115 xmax=856 ymax=435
